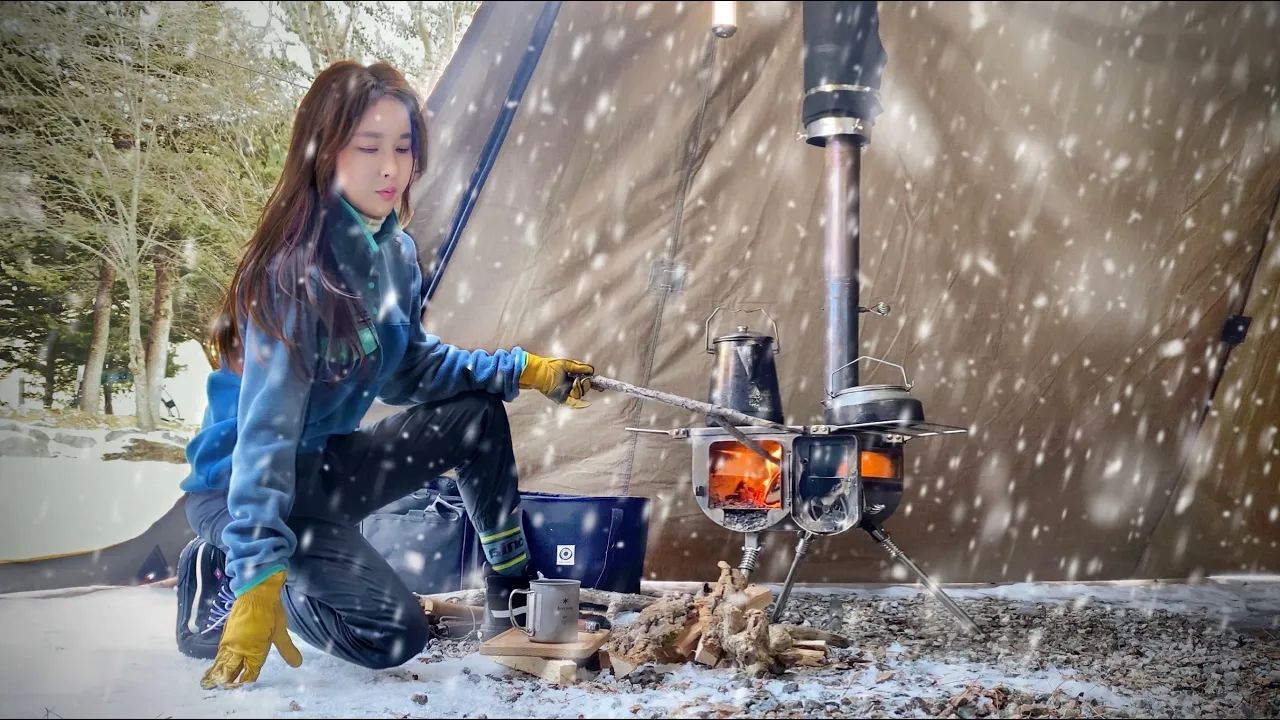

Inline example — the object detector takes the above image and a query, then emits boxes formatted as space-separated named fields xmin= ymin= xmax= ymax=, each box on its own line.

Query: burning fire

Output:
xmin=708 ymin=440 xmax=784 ymax=509
xmin=833 ymin=450 xmax=900 ymax=480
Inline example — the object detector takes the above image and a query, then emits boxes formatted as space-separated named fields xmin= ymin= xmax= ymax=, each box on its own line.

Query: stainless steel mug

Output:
xmin=508 ymin=578 xmax=580 ymax=643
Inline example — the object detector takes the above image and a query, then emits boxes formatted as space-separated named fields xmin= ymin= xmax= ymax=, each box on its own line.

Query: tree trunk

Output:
xmin=79 ymin=259 xmax=115 ymax=414
xmin=103 ymin=383 xmax=114 ymax=415
xmin=42 ymin=328 xmax=59 ymax=409
xmin=127 ymin=279 xmax=154 ymax=431
xmin=145 ymin=245 xmax=176 ymax=422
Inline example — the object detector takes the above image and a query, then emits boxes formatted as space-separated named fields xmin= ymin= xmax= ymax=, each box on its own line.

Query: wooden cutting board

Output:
xmin=479 ymin=627 xmax=610 ymax=661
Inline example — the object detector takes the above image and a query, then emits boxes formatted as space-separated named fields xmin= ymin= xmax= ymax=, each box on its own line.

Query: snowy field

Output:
xmin=0 ymin=421 xmax=188 ymax=561
xmin=0 ymin=578 xmax=1277 ymax=719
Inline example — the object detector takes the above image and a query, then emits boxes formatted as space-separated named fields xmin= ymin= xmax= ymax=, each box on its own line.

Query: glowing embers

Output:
xmin=707 ymin=440 xmax=785 ymax=510
xmin=859 ymin=449 xmax=900 ymax=480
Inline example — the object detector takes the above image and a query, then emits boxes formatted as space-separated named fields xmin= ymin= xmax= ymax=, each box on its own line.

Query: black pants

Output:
xmin=185 ymin=391 xmax=523 ymax=669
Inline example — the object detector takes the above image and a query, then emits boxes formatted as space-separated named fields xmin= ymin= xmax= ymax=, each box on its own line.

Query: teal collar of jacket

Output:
xmin=316 ymin=193 xmax=406 ymax=361
xmin=336 ymin=194 xmax=401 ymax=252
xmin=319 ymin=193 xmax=403 ymax=289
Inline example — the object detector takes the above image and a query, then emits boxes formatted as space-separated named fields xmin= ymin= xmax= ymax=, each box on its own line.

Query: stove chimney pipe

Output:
xmin=801 ymin=1 xmax=886 ymax=420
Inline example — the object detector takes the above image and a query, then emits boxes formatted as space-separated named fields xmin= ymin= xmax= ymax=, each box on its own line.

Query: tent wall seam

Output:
xmin=618 ymin=36 xmax=721 ymax=495
xmin=424 ymin=1 xmax=562 ymax=304
xmin=1130 ymin=181 xmax=1280 ymax=578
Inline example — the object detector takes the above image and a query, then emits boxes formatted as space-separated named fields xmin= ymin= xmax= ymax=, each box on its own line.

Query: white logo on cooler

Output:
xmin=556 ymin=545 xmax=576 ymax=566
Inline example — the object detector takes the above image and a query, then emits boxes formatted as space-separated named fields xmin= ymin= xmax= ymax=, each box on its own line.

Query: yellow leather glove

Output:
xmin=200 ymin=570 xmax=302 ymax=689
xmin=519 ymin=352 xmax=594 ymax=408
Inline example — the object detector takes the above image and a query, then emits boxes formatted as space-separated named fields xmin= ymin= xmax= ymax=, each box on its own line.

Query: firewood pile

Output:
xmin=606 ymin=561 xmax=850 ymax=678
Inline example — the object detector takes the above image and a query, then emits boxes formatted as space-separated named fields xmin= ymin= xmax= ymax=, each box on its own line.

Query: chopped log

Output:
xmin=674 ymin=617 xmax=706 ymax=658
xmin=607 ymin=591 xmax=697 ymax=665
xmin=605 ymin=560 xmax=829 ymax=677
xmin=777 ymin=647 xmax=826 ymax=667
xmin=719 ymin=609 xmax=778 ymax=677
xmin=791 ymin=640 xmax=828 ymax=652
xmin=581 ymin=588 xmax=662 ymax=616
xmin=491 ymin=655 xmax=578 ymax=684
xmin=767 ymin=625 xmax=793 ymax=653
xmin=609 ymin=653 xmax=639 ymax=679
xmin=775 ymin=625 xmax=852 ymax=648
xmin=729 ymin=585 xmax=773 ymax=613
xmin=419 ymin=598 xmax=484 ymax=621
xmin=693 ymin=636 xmax=722 ymax=667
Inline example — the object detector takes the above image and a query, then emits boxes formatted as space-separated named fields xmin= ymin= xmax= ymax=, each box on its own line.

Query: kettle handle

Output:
xmin=828 ymin=355 xmax=912 ymax=396
xmin=704 ymin=306 xmax=783 ymax=354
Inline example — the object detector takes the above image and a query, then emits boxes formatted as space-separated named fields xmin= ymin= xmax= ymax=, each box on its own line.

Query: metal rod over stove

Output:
xmin=589 ymin=375 xmax=792 ymax=435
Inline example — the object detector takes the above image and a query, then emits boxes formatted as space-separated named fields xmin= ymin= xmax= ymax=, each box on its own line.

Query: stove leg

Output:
xmin=862 ymin=521 xmax=982 ymax=636
xmin=738 ymin=532 xmax=763 ymax=578
xmin=770 ymin=531 xmax=815 ymax=622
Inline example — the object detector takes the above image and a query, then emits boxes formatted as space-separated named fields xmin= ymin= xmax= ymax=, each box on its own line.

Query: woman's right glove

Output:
xmin=519 ymin=352 xmax=594 ymax=408
xmin=200 ymin=570 xmax=303 ymax=689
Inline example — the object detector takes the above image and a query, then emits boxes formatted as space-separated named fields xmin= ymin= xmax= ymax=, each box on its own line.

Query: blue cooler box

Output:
xmin=521 ymin=492 xmax=651 ymax=593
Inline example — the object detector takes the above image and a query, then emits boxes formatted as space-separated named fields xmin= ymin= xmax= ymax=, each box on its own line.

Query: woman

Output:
xmin=175 ymin=61 xmax=594 ymax=689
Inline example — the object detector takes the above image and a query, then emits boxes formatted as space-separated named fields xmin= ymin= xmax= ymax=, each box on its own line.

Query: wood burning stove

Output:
xmin=667 ymin=315 xmax=975 ymax=632
xmin=608 ymin=0 xmax=982 ymax=634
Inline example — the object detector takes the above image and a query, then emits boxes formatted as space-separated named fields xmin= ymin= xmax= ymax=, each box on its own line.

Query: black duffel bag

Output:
xmin=359 ymin=482 xmax=486 ymax=594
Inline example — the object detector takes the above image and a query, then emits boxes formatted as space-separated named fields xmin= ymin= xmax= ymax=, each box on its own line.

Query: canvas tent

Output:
xmin=0 ymin=498 xmax=193 ymax=594
xmin=406 ymin=0 xmax=1280 ymax=584
xmin=4 ymin=0 xmax=1275 ymax=594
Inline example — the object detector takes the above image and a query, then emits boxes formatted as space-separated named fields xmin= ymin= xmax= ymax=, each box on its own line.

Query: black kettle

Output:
xmin=705 ymin=308 xmax=785 ymax=425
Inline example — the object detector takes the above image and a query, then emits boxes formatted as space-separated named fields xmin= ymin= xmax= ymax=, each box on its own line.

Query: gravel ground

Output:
xmin=420 ymin=579 xmax=1280 ymax=718
xmin=768 ymin=588 xmax=1280 ymax=718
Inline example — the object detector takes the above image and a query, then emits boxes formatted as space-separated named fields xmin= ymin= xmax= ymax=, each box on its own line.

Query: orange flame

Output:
xmin=833 ymin=451 xmax=900 ymax=480
xmin=708 ymin=440 xmax=784 ymax=509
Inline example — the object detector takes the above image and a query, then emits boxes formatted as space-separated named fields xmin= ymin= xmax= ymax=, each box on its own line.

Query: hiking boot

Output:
xmin=480 ymin=564 xmax=537 ymax=641
xmin=174 ymin=538 xmax=235 ymax=659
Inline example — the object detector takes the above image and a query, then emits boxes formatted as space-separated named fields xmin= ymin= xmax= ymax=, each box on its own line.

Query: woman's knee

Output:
xmin=184 ymin=490 xmax=230 ymax=550
xmin=287 ymin=591 xmax=430 ymax=670
xmin=412 ymin=391 xmax=508 ymax=444
xmin=428 ymin=390 xmax=503 ymax=418
xmin=357 ymin=609 xmax=429 ymax=669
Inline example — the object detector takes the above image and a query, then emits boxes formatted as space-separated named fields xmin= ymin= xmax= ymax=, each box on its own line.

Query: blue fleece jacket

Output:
xmin=181 ymin=195 xmax=527 ymax=596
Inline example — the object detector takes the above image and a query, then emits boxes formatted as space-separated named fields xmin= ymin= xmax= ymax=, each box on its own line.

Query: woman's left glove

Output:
xmin=519 ymin=352 xmax=594 ymax=408
xmin=200 ymin=570 xmax=303 ymax=689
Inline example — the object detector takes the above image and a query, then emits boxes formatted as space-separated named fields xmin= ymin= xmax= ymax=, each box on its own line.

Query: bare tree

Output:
xmin=79 ymin=258 xmax=116 ymax=413
xmin=410 ymin=1 xmax=480 ymax=91
xmin=0 ymin=3 xmax=280 ymax=428
xmin=275 ymin=1 xmax=479 ymax=95
xmin=277 ymin=1 xmax=366 ymax=76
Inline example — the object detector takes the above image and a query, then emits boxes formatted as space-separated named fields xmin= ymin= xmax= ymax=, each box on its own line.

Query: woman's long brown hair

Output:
xmin=206 ymin=61 xmax=428 ymax=377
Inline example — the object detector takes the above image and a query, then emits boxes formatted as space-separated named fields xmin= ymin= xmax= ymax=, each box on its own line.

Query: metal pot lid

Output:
xmin=830 ymin=383 xmax=913 ymax=399
xmin=712 ymin=325 xmax=774 ymax=344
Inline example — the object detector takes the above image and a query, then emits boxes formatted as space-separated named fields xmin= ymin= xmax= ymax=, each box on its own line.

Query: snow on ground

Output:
xmin=0 ymin=578 xmax=1276 ymax=719
xmin=1 ymin=413 xmax=1277 ymax=717
xmin=0 ymin=418 xmax=189 ymax=561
